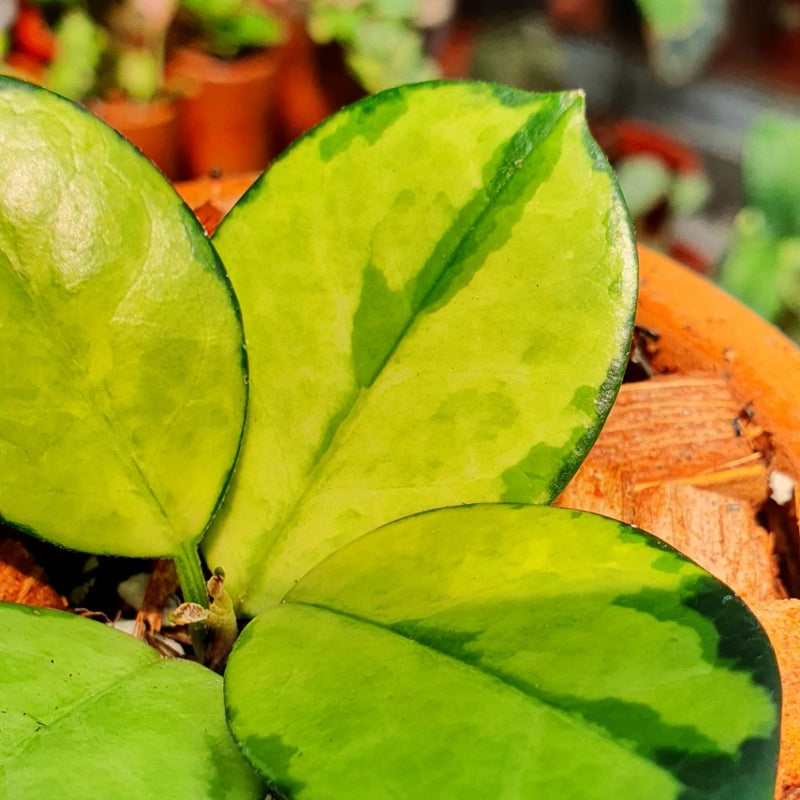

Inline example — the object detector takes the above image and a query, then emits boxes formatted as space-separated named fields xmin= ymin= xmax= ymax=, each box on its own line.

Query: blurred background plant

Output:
xmin=1 ymin=1 xmax=105 ymax=99
xmin=306 ymin=0 xmax=443 ymax=92
xmin=717 ymin=114 xmax=800 ymax=339
xmin=0 ymin=0 xmax=288 ymax=102
xmin=93 ymin=0 xmax=179 ymax=102
xmin=0 ymin=0 xmax=176 ymax=102
xmin=634 ymin=0 xmax=731 ymax=85
xmin=2 ymin=0 xmax=800 ymax=345
xmin=609 ymin=120 xmax=712 ymax=264
xmin=172 ymin=0 xmax=285 ymax=58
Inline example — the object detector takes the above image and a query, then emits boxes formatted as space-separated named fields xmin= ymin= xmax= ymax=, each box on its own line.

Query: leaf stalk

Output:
xmin=173 ymin=542 xmax=209 ymax=660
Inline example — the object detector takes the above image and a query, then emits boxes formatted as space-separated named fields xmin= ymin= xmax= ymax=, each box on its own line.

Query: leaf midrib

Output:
xmin=244 ymin=94 xmax=582 ymax=599
xmin=0 ymin=655 xmax=158 ymax=764
xmin=290 ymin=599 xmax=674 ymax=778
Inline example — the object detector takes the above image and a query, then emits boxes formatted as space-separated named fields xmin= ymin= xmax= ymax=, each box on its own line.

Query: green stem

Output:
xmin=173 ymin=542 xmax=209 ymax=661
xmin=174 ymin=541 xmax=209 ymax=606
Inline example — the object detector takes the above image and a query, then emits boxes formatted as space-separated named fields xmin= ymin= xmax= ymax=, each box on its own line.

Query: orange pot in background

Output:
xmin=167 ymin=47 xmax=281 ymax=179
xmin=271 ymin=16 xmax=476 ymax=151
xmin=272 ymin=20 xmax=363 ymax=148
xmin=87 ymin=97 xmax=180 ymax=180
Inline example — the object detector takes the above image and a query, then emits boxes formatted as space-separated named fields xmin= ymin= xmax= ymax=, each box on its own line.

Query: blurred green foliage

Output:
xmin=718 ymin=115 xmax=800 ymax=340
xmin=47 ymin=7 xmax=106 ymax=100
xmin=177 ymin=0 xmax=285 ymax=59
xmin=2 ymin=0 xmax=285 ymax=102
xmin=308 ymin=0 xmax=438 ymax=93
xmin=636 ymin=0 xmax=731 ymax=84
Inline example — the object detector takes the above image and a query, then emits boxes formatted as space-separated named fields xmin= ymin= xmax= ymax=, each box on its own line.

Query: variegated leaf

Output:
xmin=226 ymin=504 xmax=780 ymax=799
xmin=204 ymin=82 xmax=637 ymax=614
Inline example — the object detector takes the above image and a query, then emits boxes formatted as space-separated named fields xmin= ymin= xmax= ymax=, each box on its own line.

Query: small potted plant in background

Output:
xmin=274 ymin=0 xmax=461 ymax=143
xmin=634 ymin=0 xmax=732 ymax=85
xmin=1 ymin=0 xmax=181 ymax=178
xmin=546 ymin=0 xmax=731 ymax=85
xmin=84 ymin=0 xmax=181 ymax=178
xmin=306 ymin=0 xmax=442 ymax=93
xmin=166 ymin=0 xmax=287 ymax=178
xmin=1 ymin=1 xmax=102 ymax=92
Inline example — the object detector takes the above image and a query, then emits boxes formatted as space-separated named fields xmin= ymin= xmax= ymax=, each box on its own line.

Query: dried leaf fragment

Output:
xmin=0 ymin=534 xmax=67 ymax=609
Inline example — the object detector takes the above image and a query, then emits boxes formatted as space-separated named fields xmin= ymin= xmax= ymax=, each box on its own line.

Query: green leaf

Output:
xmin=203 ymin=82 xmax=637 ymax=614
xmin=0 ymin=78 xmax=247 ymax=559
xmin=225 ymin=504 xmax=780 ymax=800
xmin=0 ymin=602 xmax=264 ymax=799
xmin=743 ymin=114 xmax=800 ymax=238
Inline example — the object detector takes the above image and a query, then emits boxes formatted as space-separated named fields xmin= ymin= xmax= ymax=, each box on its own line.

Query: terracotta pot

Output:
xmin=173 ymin=173 xmax=800 ymax=797
xmin=609 ymin=119 xmax=702 ymax=174
xmin=86 ymin=97 xmax=180 ymax=180
xmin=547 ymin=0 xmax=611 ymax=35
xmin=272 ymin=20 xmax=364 ymax=147
xmin=272 ymin=17 xmax=477 ymax=150
xmin=167 ymin=46 xmax=282 ymax=179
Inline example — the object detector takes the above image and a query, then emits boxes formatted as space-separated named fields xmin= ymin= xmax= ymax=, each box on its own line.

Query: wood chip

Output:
xmin=633 ymin=483 xmax=784 ymax=603
xmin=580 ymin=374 xmax=769 ymax=504
xmin=748 ymin=599 xmax=800 ymax=799
xmin=555 ymin=461 xmax=635 ymax=521
xmin=0 ymin=534 xmax=67 ymax=609
xmin=134 ymin=558 xmax=180 ymax=639
xmin=557 ymin=372 xmax=782 ymax=600
xmin=191 ymin=201 xmax=227 ymax=236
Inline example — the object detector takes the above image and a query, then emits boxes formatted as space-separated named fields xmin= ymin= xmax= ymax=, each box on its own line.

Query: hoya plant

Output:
xmin=0 ymin=76 xmax=781 ymax=798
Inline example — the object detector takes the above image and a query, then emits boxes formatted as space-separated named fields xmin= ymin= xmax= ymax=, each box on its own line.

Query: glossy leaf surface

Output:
xmin=204 ymin=81 xmax=637 ymax=613
xmin=0 ymin=602 xmax=264 ymax=799
xmin=0 ymin=78 xmax=247 ymax=557
xmin=226 ymin=504 xmax=780 ymax=799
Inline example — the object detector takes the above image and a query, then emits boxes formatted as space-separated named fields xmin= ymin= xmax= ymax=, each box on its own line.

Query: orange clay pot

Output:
xmin=271 ymin=18 xmax=477 ymax=149
xmin=271 ymin=20 xmax=363 ymax=147
xmin=86 ymin=96 xmax=180 ymax=180
xmin=167 ymin=46 xmax=282 ymax=179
